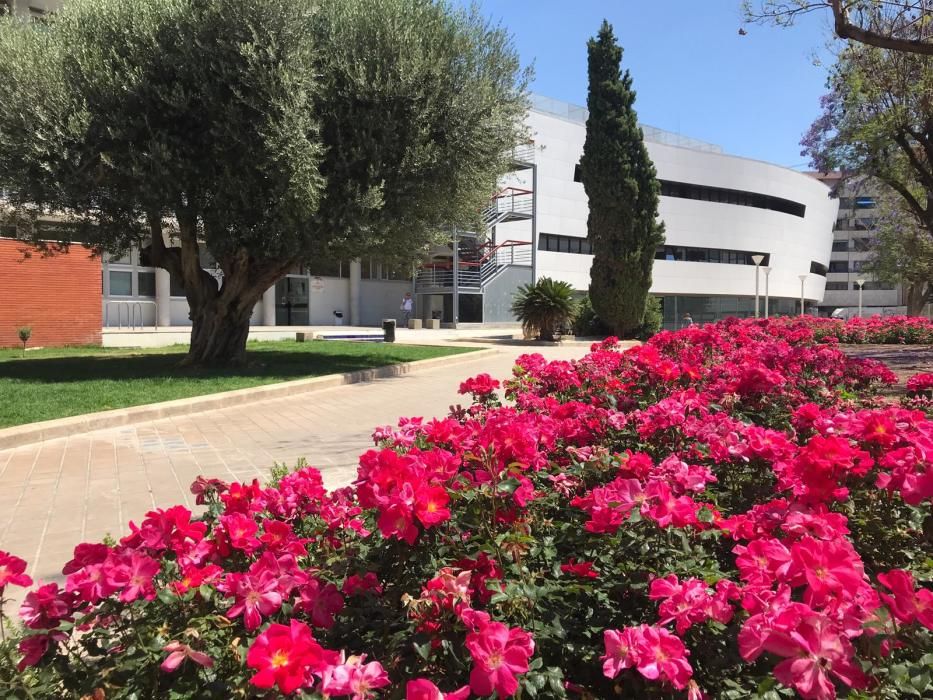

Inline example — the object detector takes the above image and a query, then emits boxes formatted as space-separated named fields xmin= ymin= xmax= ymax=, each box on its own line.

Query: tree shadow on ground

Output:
xmin=0 ymin=349 xmax=421 ymax=385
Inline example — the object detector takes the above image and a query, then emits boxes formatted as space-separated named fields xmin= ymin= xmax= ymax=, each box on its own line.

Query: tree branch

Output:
xmin=831 ymin=0 xmax=933 ymax=55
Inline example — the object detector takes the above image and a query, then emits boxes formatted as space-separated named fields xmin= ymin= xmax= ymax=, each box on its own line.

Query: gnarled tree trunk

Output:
xmin=147 ymin=211 xmax=292 ymax=367
xmin=185 ymin=296 xmax=257 ymax=367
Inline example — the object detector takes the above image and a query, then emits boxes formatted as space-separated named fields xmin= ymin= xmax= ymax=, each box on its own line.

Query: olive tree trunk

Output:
xmin=148 ymin=213 xmax=291 ymax=367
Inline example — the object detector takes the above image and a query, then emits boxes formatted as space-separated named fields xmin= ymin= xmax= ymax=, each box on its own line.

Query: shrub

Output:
xmin=634 ymin=295 xmax=662 ymax=340
xmin=1 ymin=316 xmax=931 ymax=700
xmin=16 ymin=326 xmax=31 ymax=357
xmin=573 ymin=294 xmax=661 ymax=340
xmin=511 ymin=277 xmax=577 ymax=341
xmin=571 ymin=294 xmax=611 ymax=338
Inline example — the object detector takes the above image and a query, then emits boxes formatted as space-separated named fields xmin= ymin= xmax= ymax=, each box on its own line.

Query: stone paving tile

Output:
xmin=0 ymin=345 xmax=589 ymax=606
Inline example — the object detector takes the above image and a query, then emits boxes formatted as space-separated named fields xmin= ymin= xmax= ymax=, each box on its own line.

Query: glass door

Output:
xmin=275 ymin=275 xmax=310 ymax=325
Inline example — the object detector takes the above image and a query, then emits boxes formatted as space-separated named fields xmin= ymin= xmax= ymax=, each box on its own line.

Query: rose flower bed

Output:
xmin=1 ymin=317 xmax=932 ymax=699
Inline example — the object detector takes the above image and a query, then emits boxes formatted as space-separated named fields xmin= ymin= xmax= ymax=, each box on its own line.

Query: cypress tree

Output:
xmin=580 ymin=20 xmax=665 ymax=337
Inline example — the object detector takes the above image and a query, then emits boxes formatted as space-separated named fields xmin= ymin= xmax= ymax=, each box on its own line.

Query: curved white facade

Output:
xmin=498 ymin=98 xmax=839 ymax=325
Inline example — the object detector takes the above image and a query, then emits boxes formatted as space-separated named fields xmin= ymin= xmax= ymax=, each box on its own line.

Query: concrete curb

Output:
xmin=0 ymin=347 xmax=497 ymax=450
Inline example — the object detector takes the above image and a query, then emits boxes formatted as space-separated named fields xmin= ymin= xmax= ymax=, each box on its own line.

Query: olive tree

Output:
xmin=0 ymin=0 xmax=528 ymax=365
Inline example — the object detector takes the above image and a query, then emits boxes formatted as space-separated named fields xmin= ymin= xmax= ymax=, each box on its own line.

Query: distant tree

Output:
xmin=580 ymin=20 xmax=664 ymax=338
xmin=863 ymin=188 xmax=933 ymax=315
xmin=743 ymin=1 xmax=933 ymax=55
xmin=0 ymin=0 xmax=528 ymax=366
xmin=801 ymin=38 xmax=933 ymax=247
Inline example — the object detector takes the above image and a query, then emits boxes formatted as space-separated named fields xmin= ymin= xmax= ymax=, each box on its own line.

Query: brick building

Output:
xmin=0 ymin=237 xmax=102 ymax=347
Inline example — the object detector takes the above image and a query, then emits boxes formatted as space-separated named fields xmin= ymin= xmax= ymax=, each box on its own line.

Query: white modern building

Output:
xmin=482 ymin=95 xmax=840 ymax=329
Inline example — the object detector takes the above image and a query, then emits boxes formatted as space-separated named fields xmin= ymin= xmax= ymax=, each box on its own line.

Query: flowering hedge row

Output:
xmin=797 ymin=315 xmax=933 ymax=345
xmin=1 ymin=316 xmax=931 ymax=699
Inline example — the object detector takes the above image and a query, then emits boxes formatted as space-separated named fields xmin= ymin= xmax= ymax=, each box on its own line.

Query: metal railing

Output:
xmin=482 ymin=189 xmax=534 ymax=229
xmin=511 ymin=142 xmax=536 ymax=165
xmin=104 ymin=300 xmax=158 ymax=330
xmin=415 ymin=240 xmax=532 ymax=291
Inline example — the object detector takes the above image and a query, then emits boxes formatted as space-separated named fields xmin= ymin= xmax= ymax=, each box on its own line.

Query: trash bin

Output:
xmin=382 ymin=318 xmax=396 ymax=343
xmin=333 ymin=310 xmax=344 ymax=326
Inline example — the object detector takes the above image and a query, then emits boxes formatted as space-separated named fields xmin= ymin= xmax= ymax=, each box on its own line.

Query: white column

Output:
xmin=155 ymin=268 xmax=171 ymax=328
xmin=262 ymin=285 xmax=276 ymax=326
xmin=349 ymin=259 xmax=362 ymax=326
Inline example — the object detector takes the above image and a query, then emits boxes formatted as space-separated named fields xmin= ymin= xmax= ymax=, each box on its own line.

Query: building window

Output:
xmin=809 ymin=261 xmax=828 ymax=277
xmin=861 ymin=281 xmax=896 ymax=291
xmin=573 ymin=164 xmax=583 ymax=183
xmin=137 ymin=271 xmax=156 ymax=297
xmin=170 ymin=275 xmax=186 ymax=297
xmin=306 ymin=257 xmax=342 ymax=278
xmin=825 ymin=281 xmax=848 ymax=291
xmin=831 ymin=240 xmax=849 ymax=252
xmin=538 ymin=233 xmax=591 ymax=255
xmin=659 ymin=179 xmax=806 ymax=218
xmin=852 ymin=237 xmax=873 ymax=251
xmin=828 ymin=261 xmax=848 ymax=273
xmin=654 ymin=245 xmax=769 ymax=266
xmin=855 ymin=197 xmax=876 ymax=209
xmin=108 ymin=270 xmax=133 ymax=296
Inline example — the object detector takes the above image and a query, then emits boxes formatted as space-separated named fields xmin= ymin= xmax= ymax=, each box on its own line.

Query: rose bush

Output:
xmin=797 ymin=315 xmax=933 ymax=345
xmin=1 ymin=316 xmax=931 ymax=699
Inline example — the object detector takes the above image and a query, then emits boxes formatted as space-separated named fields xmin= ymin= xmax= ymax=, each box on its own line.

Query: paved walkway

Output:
xmin=0 ymin=344 xmax=589 ymax=598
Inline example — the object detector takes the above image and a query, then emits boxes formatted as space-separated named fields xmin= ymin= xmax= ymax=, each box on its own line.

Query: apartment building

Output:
xmin=808 ymin=173 xmax=905 ymax=317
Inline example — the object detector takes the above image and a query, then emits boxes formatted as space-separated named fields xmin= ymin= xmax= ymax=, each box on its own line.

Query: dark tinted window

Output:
xmin=810 ymin=261 xmax=828 ymax=277
xmin=862 ymin=281 xmax=896 ymax=291
xmin=654 ymin=245 xmax=769 ymax=266
xmin=828 ymin=261 xmax=849 ymax=273
xmin=660 ymin=179 xmax=806 ymax=218
xmin=538 ymin=233 xmax=591 ymax=255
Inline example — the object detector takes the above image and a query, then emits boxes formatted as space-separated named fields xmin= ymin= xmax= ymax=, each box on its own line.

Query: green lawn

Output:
xmin=0 ymin=340 xmax=475 ymax=429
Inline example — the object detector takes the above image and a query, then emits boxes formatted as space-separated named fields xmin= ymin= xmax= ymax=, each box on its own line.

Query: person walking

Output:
xmin=682 ymin=312 xmax=694 ymax=328
xmin=400 ymin=292 xmax=414 ymax=324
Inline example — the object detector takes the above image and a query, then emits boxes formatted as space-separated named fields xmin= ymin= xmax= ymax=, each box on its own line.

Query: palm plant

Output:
xmin=511 ymin=277 xmax=577 ymax=341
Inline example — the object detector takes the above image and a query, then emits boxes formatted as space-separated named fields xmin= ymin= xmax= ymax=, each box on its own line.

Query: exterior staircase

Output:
xmin=416 ymin=185 xmax=535 ymax=294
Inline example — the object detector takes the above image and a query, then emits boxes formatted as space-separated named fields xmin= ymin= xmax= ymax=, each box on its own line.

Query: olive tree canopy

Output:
xmin=0 ymin=0 xmax=529 ymax=364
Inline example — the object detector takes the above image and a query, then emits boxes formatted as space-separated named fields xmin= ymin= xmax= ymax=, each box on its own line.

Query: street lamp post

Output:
xmin=751 ymin=254 xmax=765 ymax=318
xmin=855 ymin=278 xmax=865 ymax=318
xmin=798 ymin=274 xmax=808 ymax=316
xmin=762 ymin=267 xmax=772 ymax=318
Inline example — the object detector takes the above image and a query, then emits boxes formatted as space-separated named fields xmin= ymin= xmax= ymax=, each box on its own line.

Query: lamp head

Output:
xmin=856 ymin=278 xmax=866 ymax=288
xmin=751 ymin=254 xmax=765 ymax=266
xmin=762 ymin=266 xmax=772 ymax=274
xmin=798 ymin=274 xmax=808 ymax=282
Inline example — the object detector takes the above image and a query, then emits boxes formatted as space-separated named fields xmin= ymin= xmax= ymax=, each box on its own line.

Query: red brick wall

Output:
xmin=0 ymin=239 xmax=102 ymax=347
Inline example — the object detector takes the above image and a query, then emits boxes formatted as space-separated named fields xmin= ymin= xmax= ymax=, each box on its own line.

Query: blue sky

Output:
xmin=459 ymin=1 xmax=837 ymax=169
